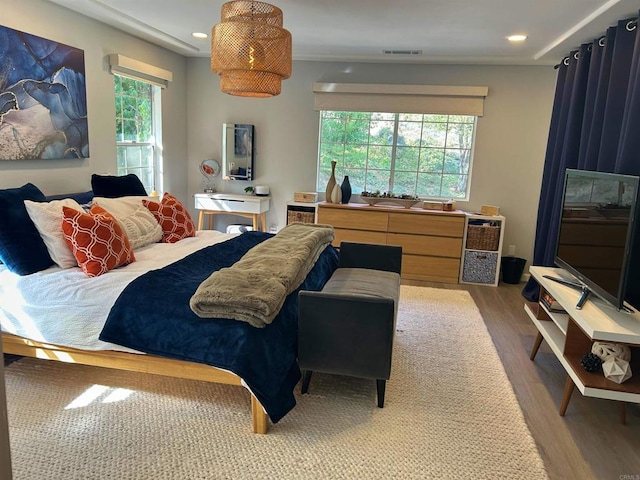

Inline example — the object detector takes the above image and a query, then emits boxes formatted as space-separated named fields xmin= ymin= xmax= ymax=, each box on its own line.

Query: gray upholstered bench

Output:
xmin=298 ymin=242 xmax=402 ymax=407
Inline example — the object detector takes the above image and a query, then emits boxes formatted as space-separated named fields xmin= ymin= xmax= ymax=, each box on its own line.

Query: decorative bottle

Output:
xmin=331 ymin=183 xmax=342 ymax=204
xmin=325 ymin=160 xmax=337 ymax=203
xmin=340 ymin=175 xmax=352 ymax=204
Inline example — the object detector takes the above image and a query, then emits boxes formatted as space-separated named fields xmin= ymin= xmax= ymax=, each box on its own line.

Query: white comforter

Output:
xmin=0 ymin=230 xmax=234 ymax=352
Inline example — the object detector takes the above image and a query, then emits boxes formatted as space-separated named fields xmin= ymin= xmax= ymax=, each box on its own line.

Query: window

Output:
xmin=114 ymin=75 xmax=161 ymax=193
xmin=317 ymin=111 xmax=477 ymax=200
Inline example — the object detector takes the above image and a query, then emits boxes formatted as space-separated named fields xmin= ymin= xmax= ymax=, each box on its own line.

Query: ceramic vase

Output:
xmin=340 ymin=175 xmax=352 ymax=204
xmin=331 ymin=183 xmax=342 ymax=203
xmin=325 ymin=160 xmax=337 ymax=203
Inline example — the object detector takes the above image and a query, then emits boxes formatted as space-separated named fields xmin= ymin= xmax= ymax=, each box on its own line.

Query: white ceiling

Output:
xmin=47 ymin=0 xmax=639 ymax=65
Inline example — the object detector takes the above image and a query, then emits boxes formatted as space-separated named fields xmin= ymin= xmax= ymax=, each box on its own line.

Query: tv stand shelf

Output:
xmin=526 ymin=266 xmax=640 ymax=421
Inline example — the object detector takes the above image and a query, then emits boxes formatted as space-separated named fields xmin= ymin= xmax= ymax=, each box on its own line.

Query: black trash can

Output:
xmin=501 ymin=256 xmax=526 ymax=284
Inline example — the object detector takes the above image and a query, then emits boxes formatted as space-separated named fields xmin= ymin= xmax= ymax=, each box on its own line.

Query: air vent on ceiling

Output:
xmin=383 ymin=49 xmax=423 ymax=55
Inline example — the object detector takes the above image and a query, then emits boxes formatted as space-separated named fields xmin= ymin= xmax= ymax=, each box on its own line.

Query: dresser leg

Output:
xmin=530 ymin=331 xmax=544 ymax=361
xmin=559 ymin=376 xmax=575 ymax=416
xmin=197 ymin=211 xmax=204 ymax=230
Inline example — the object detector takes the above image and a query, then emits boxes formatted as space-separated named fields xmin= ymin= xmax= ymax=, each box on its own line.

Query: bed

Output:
xmin=0 ymin=187 xmax=339 ymax=434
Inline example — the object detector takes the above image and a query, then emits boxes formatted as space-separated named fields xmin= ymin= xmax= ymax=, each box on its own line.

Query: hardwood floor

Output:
xmin=406 ymin=280 xmax=640 ymax=480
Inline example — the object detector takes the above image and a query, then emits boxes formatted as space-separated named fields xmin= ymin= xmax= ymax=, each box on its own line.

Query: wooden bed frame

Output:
xmin=2 ymin=332 xmax=269 ymax=434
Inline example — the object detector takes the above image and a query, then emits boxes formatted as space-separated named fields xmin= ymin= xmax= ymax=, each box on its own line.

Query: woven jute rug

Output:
xmin=4 ymin=286 xmax=548 ymax=479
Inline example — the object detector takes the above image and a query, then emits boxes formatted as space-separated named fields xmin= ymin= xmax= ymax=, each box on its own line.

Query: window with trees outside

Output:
xmin=317 ymin=111 xmax=477 ymax=200
xmin=114 ymin=75 xmax=161 ymax=193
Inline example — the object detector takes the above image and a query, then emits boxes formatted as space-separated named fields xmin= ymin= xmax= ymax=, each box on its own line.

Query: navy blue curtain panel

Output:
xmin=522 ymin=14 xmax=639 ymax=302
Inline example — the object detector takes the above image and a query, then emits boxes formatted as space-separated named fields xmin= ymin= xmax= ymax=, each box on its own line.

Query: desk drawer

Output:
xmin=195 ymin=196 xmax=262 ymax=214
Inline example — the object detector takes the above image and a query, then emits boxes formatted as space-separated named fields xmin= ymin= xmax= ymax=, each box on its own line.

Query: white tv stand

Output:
xmin=525 ymin=266 xmax=640 ymax=423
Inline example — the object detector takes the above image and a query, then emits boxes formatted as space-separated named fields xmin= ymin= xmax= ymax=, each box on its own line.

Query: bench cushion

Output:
xmin=322 ymin=268 xmax=400 ymax=301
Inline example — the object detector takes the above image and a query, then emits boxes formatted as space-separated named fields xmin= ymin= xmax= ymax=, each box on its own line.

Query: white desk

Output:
xmin=194 ymin=193 xmax=270 ymax=231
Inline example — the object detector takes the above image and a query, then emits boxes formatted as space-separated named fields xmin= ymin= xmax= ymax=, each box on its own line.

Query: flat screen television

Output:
xmin=552 ymin=168 xmax=640 ymax=312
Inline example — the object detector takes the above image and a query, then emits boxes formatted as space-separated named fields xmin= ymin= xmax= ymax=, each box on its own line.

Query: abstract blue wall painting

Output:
xmin=0 ymin=25 xmax=89 ymax=160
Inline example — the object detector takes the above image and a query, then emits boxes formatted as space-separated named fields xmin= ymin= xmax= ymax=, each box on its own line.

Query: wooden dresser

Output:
xmin=317 ymin=202 xmax=465 ymax=283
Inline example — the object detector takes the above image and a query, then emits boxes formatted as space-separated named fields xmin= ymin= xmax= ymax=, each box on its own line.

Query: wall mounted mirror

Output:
xmin=222 ymin=123 xmax=254 ymax=181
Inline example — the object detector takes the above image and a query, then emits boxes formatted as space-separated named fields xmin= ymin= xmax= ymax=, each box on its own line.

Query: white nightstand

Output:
xmin=194 ymin=193 xmax=270 ymax=231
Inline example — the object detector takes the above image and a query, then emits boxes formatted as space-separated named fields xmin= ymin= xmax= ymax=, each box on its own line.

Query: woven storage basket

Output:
xmin=466 ymin=225 xmax=500 ymax=251
xmin=287 ymin=210 xmax=315 ymax=224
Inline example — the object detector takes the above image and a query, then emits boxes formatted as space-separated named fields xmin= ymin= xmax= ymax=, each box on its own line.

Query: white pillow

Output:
xmin=24 ymin=199 xmax=84 ymax=268
xmin=117 ymin=206 xmax=163 ymax=250
xmin=92 ymin=196 xmax=159 ymax=219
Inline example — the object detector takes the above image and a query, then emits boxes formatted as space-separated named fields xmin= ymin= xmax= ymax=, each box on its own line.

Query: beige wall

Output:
xmin=187 ymin=60 xmax=557 ymax=264
xmin=0 ymin=0 xmax=189 ymax=202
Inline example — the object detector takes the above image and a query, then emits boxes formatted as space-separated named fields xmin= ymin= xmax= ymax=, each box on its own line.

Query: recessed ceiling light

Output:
xmin=192 ymin=32 xmax=208 ymax=39
xmin=507 ymin=34 xmax=527 ymax=42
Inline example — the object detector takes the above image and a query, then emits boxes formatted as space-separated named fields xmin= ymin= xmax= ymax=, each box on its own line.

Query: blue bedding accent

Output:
xmin=99 ymin=231 xmax=339 ymax=423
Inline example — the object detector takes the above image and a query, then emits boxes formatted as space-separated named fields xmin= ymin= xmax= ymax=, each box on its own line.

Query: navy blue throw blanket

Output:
xmin=99 ymin=231 xmax=339 ymax=422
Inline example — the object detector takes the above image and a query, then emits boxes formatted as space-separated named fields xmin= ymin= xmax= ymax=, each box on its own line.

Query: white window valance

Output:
xmin=312 ymin=83 xmax=489 ymax=116
xmin=108 ymin=54 xmax=173 ymax=89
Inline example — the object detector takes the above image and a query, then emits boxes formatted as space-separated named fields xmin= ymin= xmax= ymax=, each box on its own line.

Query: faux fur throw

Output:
xmin=189 ymin=223 xmax=335 ymax=328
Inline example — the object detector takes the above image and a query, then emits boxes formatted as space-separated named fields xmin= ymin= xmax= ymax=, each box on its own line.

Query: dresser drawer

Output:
xmin=333 ymin=228 xmax=387 ymax=247
xmin=401 ymin=254 xmax=461 ymax=283
xmin=318 ymin=207 xmax=388 ymax=231
xmin=387 ymin=233 xmax=463 ymax=258
xmin=388 ymin=212 xmax=464 ymax=237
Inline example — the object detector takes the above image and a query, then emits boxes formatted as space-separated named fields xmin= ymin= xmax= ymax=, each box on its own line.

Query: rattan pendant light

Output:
xmin=211 ymin=1 xmax=292 ymax=97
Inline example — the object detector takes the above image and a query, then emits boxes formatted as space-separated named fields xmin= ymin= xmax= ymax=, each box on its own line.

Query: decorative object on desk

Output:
xmin=340 ymin=176 xmax=352 ymax=204
xmin=244 ymin=186 xmax=255 ymax=195
xmin=360 ymin=191 xmax=419 ymax=209
xmin=330 ymin=183 xmax=342 ymax=204
xmin=200 ymin=159 xmax=221 ymax=193
xmin=580 ymin=352 xmax=603 ymax=373
xmin=210 ymin=1 xmax=291 ymax=97
xmin=591 ymin=342 xmax=631 ymax=362
xmin=602 ymin=357 xmax=632 ymax=384
xmin=325 ymin=160 xmax=338 ymax=203
xmin=254 ymin=185 xmax=270 ymax=196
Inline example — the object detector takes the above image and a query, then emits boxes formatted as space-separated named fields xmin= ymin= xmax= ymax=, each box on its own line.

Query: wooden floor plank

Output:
xmin=406 ymin=280 xmax=640 ymax=480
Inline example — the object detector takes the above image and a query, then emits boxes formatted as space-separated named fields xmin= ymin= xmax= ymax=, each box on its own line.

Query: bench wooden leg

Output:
xmin=376 ymin=379 xmax=386 ymax=408
xmin=301 ymin=370 xmax=312 ymax=394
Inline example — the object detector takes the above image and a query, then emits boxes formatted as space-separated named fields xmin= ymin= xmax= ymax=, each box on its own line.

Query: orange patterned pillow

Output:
xmin=61 ymin=204 xmax=135 ymax=277
xmin=142 ymin=192 xmax=196 ymax=243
